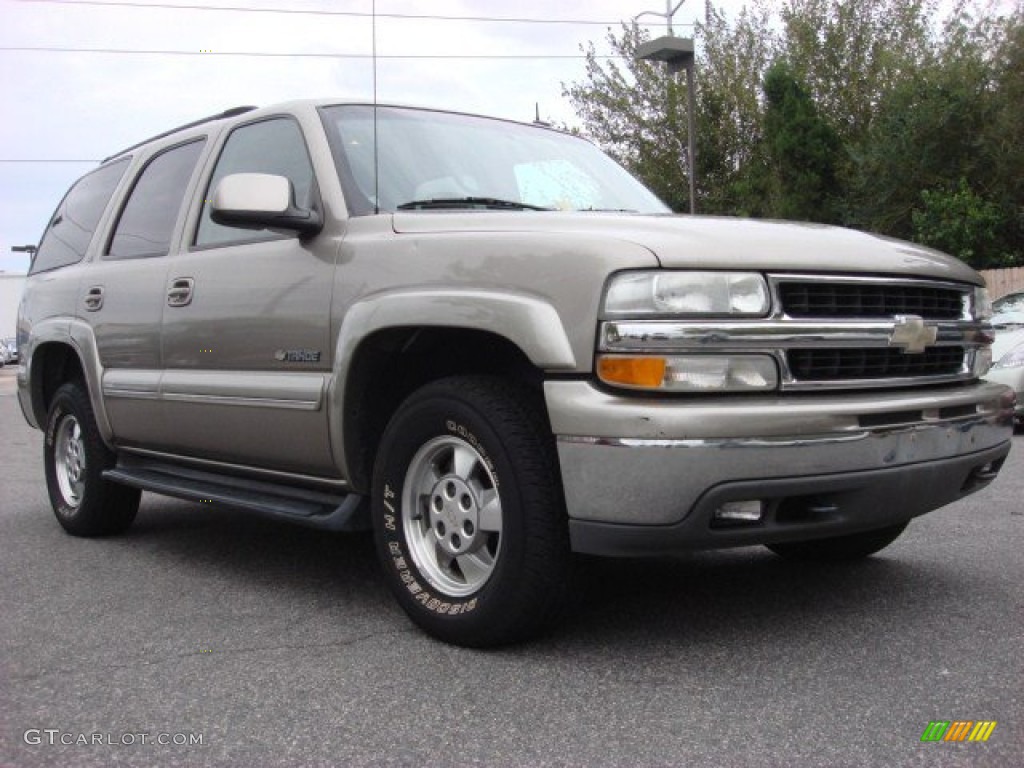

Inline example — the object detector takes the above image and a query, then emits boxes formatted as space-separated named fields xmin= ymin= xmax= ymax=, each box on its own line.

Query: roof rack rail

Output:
xmin=102 ymin=105 xmax=258 ymax=163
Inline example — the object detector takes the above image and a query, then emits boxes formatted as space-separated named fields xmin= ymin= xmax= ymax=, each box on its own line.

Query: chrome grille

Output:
xmin=778 ymin=281 xmax=964 ymax=319
xmin=600 ymin=275 xmax=986 ymax=392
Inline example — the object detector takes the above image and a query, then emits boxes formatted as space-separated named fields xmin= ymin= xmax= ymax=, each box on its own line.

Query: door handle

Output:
xmin=167 ymin=277 xmax=195 ymax=307
xmin=83 ymin=285 xmax=104 ymax=312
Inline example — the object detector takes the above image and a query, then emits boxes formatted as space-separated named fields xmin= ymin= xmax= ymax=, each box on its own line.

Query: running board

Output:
xmin=103 ymin=457 xmax=369 ymax=532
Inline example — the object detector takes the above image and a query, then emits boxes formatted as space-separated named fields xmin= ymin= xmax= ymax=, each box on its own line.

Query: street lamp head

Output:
xmin=636 ymin=36 xmax=695 ymax=73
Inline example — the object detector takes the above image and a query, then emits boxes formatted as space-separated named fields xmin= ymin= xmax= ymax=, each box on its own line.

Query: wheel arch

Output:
xmin=28 ymin=341 xmax=87 ymax=427
xmin=330 ymin=290 xmax=577 ymax=493
xmin=26 ymin=319 xmax=112 ymax=444
xmin=337 ymin=326 xmax=555 ymax=494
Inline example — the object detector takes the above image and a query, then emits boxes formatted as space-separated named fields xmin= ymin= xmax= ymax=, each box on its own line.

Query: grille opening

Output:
xmin=779 ymin=282 xmax=964 ymax=319
xmin=858 ymin=410 xmax=925 ymax=428
xmin=788 ymin=347 xmax=965 ymax=381
xmin=939 ymin=404 xmax=979 ymax=420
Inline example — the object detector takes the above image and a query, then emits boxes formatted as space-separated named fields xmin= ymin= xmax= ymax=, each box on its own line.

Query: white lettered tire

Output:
xmin=372 ymin=376 xmax=571 ymax=647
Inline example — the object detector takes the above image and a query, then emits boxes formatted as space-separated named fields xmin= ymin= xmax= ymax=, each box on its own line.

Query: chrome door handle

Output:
xmin=167 ymin=277 xmax=194 ymax=307
xmin=83 ymin=285 xmax=104 ymax=312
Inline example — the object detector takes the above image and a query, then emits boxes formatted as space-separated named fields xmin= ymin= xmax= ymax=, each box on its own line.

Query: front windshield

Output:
xmin=319 ymin=105 xmax=670 ymax=216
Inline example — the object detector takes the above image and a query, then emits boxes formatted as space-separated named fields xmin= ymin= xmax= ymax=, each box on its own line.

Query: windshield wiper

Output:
xmin=396 ymin=197 xmax=554 ymax=211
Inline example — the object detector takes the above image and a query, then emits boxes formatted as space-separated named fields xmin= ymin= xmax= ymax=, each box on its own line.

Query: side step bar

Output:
xmin=103 ymin=456 xmax=369 ymax=532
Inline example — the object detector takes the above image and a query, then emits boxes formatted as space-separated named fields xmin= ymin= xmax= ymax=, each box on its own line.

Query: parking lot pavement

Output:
xmin=0 ymin=364 xmax=16 ymax=395
xmin=1 ymin=365 xmax=1022 ymax=767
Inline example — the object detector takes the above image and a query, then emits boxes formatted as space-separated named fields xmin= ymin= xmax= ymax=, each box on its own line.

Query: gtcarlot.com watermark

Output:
xmin=24 ymin=729 xmax=203 ymax=747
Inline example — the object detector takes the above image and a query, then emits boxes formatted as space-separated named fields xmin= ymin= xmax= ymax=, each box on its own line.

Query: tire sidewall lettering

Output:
xmin=382 ymin=526 xmax=478 ymax=616
xmin=445 ymin=419 xmax=499 ymax=489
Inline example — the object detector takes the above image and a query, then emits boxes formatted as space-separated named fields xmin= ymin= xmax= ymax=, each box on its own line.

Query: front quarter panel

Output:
xmin=325 ymin=215 xmax=662 ymax=480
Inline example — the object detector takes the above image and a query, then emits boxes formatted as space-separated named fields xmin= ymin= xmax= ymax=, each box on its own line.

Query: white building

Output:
xmin=0 ymin=272 xmax=27 ymax=339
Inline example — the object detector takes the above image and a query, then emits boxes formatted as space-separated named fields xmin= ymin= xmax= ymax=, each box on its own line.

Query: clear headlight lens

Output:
xmin=992 ymin=342 xmax=1024 ymax=370
xmin=604 ymin=271 xmax=770 ymax=316
xmin=598 ymin=354 xmax=779 ymax=392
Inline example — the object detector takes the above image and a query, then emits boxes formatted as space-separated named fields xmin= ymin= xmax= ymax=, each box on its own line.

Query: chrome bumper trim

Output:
xmin=547 ymin=380 xmax=1015 ymax=528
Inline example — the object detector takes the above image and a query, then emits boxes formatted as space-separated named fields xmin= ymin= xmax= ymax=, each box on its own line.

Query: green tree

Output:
xmin=912 ymin=178 xmax=1009 ymax=267
xmin=689 ymin=2 xmax=778 ymax=215
xmin=562 ymin=3 xmax=778 ymax=214
xmin=760 ymin=61 xmax=842 ymax=221
xmin=562 ymin=0 xmax=1023 ymax=264
xmin=564 ymin=23 xmax=689 ymax=210
xmin=778 ymin=0 xmax=937 ymax=144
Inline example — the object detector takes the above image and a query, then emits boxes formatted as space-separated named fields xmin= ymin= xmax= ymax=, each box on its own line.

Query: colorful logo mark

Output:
xmin=921 ymin=721 xmax=997 ymax=742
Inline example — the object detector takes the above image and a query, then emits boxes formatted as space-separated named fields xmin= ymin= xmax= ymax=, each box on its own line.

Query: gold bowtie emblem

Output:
xmin=889 ymin=315 xmax=937 ymax=354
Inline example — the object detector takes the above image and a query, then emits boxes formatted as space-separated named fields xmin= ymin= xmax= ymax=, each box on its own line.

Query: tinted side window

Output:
xmin=30 ymin=159 xmax=129 ymax=275
xmin=107 ymin=139 xmax=206 ymax=259
xmin=196 ymin=118 xmax=315 ymax=247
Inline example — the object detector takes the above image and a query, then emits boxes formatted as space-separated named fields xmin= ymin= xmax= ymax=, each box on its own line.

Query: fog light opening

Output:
xmin=713 ymin=500 xmax=764 ymax=526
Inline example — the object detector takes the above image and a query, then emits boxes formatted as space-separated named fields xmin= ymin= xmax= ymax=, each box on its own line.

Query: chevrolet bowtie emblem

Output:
xmin=889 ymin=315 xmax=937 ymax=354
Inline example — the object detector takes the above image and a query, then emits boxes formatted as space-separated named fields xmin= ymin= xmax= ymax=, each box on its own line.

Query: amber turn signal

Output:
xmin=597 ymin=356 xmax=667 ymax=388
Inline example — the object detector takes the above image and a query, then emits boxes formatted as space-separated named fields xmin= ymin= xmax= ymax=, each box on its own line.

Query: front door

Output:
xmin=159 ymin=117 xmax=338 ymax=477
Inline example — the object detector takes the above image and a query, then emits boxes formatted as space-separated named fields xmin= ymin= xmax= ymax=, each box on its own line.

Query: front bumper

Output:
xmin=546 ymin=380 xmax=1015 ymax=556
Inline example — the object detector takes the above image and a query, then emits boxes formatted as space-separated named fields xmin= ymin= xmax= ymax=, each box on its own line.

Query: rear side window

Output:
xmin=195 ymin=118 xmax=315 ymax=247
xmin=30 ymin=158 xmax=129 ymax=275
xmin=106 ymin=139 xmax=206 ymax=259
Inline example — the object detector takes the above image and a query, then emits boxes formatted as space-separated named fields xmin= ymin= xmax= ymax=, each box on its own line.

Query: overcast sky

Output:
xmin=0 ymin=0 xmax=1015 ymax=275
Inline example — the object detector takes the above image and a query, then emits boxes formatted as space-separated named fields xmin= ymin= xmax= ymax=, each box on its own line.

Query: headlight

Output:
xmin=604 ymin=271 xmax=770 ymax=317
xmin=974 ymin=287 xmax=993 ymax=321
xmin=992 ymin=342 xmax=1024 ymax=370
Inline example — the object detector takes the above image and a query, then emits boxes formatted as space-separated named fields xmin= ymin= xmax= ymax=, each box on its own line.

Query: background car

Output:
xmin=1 ymin=337 xmax=17 ymax=364
xmin=992 ymin=290 xmax=1024 ymax=314
xmin=987 ymin=325 xmax=1024 ymax=429
xmin=990 ymin=310 xmax=1024 ymax=330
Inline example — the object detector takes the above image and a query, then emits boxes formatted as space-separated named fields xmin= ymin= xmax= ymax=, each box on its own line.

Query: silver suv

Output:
xmin=17 ymin=100 xmax=1015 ymax=646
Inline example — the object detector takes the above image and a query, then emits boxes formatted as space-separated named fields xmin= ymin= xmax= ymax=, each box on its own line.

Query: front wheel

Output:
xmin=44 ymin=381 xmax=140 ymax=536
xmin=766 ymin=522 xmax=909 ymax=561
xmin=372 ymin=376 xmax=571 ymax=647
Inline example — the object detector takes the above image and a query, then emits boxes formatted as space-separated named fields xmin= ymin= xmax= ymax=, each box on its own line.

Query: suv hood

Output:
xmin=391 ymin=211 xmax=982 ymax=284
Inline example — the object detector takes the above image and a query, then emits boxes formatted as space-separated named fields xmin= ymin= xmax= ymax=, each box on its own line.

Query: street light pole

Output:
xmin=11 ymin=244 xmax=37 ymax=270
xmin=634 ymin=2 xmax=697 ymax=214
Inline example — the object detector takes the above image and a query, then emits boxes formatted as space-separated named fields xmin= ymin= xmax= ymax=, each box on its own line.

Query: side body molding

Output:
xmin=327 ymin=288 xmax=578 ymax=482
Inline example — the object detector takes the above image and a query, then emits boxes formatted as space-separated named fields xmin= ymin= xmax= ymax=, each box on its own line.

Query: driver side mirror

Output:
xmin=210 ymin=173 xmax=322 ymax=237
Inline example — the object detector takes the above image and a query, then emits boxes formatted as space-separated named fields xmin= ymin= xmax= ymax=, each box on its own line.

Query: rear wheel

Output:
xmin=766 ymin=522 xmax=909 ymax=561
xmin=372 ymin=376 xmax=571 ymax=647
xmin=44 ymin=381 xmax=140 ymax=536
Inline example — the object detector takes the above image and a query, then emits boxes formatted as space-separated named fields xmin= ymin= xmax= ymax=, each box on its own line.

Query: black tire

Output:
xmin=372 ymin=376 xmax=571 ymax=647
xmin=44 ymin=381 xmax=140 ymax=536
xmin=766 ymin=522 xmax=909 ymax=561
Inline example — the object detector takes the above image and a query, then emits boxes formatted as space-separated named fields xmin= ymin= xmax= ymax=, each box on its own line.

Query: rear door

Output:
xmin=158 ymin=116 xmax=338 ymax=476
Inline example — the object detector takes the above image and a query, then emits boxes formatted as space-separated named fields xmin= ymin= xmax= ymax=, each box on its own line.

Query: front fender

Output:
xmin=326 ymin=287 xmax=577 ymax=481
